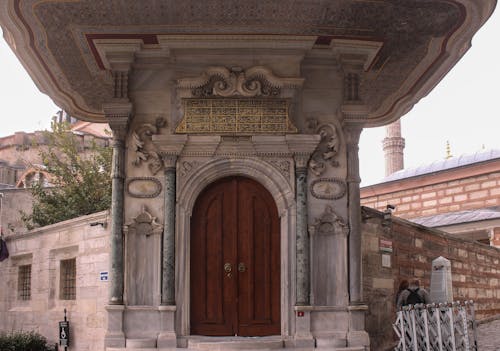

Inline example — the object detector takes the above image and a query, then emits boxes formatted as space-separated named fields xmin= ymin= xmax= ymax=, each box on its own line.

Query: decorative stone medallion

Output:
xmin=126 ymin=177 xmax=162 ymax=198
xmin=310 ymin=177 xmax=346 ymax=200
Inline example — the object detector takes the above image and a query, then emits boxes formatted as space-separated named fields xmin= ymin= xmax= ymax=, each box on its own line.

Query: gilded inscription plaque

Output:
xmin=175 ymin=99 xmax=297 ymax=134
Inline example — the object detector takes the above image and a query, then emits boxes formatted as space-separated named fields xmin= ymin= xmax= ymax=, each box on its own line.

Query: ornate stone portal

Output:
xmin=101 ymin=54 xmax=371 ymax=348
xmin=1 ymin=2 xmax=495 ymax=349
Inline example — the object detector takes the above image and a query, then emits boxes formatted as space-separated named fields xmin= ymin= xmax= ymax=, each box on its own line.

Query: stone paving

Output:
xmin=477 ymin=318 xmax=500 ymax=351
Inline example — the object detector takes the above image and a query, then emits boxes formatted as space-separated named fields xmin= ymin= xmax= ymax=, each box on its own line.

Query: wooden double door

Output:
xmin=190 ymin=177 xmax=280 ymax=336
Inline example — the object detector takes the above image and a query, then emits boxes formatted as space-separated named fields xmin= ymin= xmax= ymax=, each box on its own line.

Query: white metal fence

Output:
xmin=393 ymin=301 xmax=477 ymax=351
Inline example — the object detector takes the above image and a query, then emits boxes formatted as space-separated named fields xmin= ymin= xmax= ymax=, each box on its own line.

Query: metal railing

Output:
xmin=393 ymin=301 xmax=477 ymax=351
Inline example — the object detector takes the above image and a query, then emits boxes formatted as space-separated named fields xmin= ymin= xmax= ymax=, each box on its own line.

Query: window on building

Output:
xmin=18 ymin=264 xmax=31 ymax=300
xmin=60 ymin=258 xmax=76 ymax=300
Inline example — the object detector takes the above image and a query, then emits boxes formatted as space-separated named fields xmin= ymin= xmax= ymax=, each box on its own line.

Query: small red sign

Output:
xmin=297 ymin=311 xmax=304 ymax=317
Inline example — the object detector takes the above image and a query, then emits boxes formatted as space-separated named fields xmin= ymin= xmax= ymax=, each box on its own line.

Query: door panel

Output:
xmin=190 ymin=177 xmax=280 ymax=336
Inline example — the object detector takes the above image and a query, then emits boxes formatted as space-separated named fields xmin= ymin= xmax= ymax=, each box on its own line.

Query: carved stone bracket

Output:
xmin=309 ymin=124 xmax=341 ymax=176
xmin=309 ymin=205 xmax=348 ymax=237
xmin=124 ymin=205 xmax=163 ymax=237
xmin=177 ymin=66 xmax=304 ymax=98
xmin=131 ymin=117 xmax=167 ymax=175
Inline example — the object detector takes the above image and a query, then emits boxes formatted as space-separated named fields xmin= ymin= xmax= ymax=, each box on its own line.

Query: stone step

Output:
xmin=127 ymin=338 xmax=158 ymax=348
xmin=188 ymin=336 xmax=284 ymax=350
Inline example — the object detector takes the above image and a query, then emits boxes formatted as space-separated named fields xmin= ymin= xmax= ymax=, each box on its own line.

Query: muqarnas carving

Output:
xmin=309 ymin=205 xmax=348 ymax=237
xmin=309 ymin=123 xmax=340 ymax=176
xmin=177 ymin=66 xmax=303 ymax=98
xmin=132 ymin=117 xmax=166 ymax=175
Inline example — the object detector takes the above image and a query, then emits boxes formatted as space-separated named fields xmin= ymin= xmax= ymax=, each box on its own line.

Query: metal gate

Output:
xmin=393 ymin=301 xmax=477 ymax=351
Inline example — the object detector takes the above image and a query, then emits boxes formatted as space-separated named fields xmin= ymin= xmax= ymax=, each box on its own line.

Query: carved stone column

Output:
xmin=152 ymin=135 xmax=187 ymax=348
xmin=286 ymin=135 xmax=321 ymax=307
xmin=294 ymin=154 xmax=310 ymax=306
xmin=344 ymin=123 xmax=363 ymax=303
xmin=343 ymin=121 xmax=370 ymax=349
xmin=104 ymin=102 xmax=132 ymax=305
xmin=103 ymin=102 xmax=131 ymax=348
xmin=161 ymin=154 xmax=177 ymax=306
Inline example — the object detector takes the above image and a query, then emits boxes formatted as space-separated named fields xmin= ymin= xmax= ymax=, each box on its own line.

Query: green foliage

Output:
xmin=0 ymin=330 xmax=55 ymax=351
xmin=21 ymin=122 xmax=112 ymax=229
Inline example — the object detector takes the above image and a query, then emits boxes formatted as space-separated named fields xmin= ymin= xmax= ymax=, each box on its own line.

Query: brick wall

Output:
xmin=362 ymin=206 xmax=500 ymax=350
xmin=361 ymin=171 xmax=500 ymax=219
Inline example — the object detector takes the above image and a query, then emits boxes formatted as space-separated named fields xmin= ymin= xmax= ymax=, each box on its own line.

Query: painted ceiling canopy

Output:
xmin=0 ymin=0 xmax=496 ymax=125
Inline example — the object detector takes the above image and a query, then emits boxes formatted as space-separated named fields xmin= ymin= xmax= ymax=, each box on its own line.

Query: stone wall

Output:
xmin=0 ymin=211 xmax=110 ymax=351
xmin=362 ymin=206 xmax=500 ymax=350
xmin=361 ymin=170 xmax=500 ymax=219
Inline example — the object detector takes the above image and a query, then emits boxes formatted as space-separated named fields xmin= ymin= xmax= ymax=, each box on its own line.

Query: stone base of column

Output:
xmin=347 ymin=304 xmax=370 ymax=350
xmin=290 ymin=306 xmax=314 ymax=348
xmin=104 ymin=304 xmax=126 ymax=348
xmin=157 ymin=305 xmax=177 ymax=348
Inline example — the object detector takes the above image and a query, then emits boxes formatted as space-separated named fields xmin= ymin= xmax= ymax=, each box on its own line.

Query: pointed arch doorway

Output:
xmin=190 ymin=176 xmax=281 ymax=336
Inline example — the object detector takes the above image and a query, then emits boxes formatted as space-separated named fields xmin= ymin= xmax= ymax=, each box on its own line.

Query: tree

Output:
xmin=21 ymin=122 xmax=112 ymax=229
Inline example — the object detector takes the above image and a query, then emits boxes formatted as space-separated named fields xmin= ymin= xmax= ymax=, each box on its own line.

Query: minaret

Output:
xmin=382 ymin=119 xmax=405 ymax=176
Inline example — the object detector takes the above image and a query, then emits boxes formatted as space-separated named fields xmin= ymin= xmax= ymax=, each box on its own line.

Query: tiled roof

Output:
xmin=411 ymin=207 xmax=500 ymax=227
xmin=382 ymin=149 xmax=500 ymax=182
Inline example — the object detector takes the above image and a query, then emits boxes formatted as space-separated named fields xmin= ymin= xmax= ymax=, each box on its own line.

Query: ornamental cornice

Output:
xmin=177 ymin=66 xmax=304 ymax=98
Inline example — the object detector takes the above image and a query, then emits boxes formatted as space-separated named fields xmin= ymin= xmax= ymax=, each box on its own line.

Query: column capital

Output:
xmin=341 ymin=104 xmax=369 ymax=125
xmin=343 ymin=122 xmax=363 ymax=148
xmin=162 ymin=154 xmax=178 ymax=170
xmin=286 ymin=134 xmax=321 ymax=172
xmin=103 ymin=102 xmax=133 ymax=140
xmin=294 ymin=154 xmax=311 ymax=172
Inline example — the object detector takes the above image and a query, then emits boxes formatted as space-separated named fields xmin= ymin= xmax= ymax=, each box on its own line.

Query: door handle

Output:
xmin=224 ymin=263 xmax=232 ymax=278
xmin=238 ymin=262 xmax=246 ymax=273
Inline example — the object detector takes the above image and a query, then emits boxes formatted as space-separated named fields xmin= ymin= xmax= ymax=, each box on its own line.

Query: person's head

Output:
xmin=398 ymin=279 xmax=409 ymax=291
xmin=410 ymin=279 xmax=420 ymax=287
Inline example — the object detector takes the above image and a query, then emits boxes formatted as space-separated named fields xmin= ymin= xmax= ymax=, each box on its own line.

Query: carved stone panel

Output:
xmin=175 ymin=98 xmax=297 ymax=135
xmin=124 ymin=206 xmax=162 ymax=305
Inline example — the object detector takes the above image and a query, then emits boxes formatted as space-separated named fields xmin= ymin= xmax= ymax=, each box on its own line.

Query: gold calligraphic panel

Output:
xmin=175 ymin=99 xmax=298 ymax=134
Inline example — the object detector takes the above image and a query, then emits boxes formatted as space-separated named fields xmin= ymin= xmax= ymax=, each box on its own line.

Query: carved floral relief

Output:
xmin=308 ymin=123 xmax=341 ymax=176
xmin=309 ymin=205 xmax=348 ymax=237
xmin=177 ymin=66 xmax=304 ymax=98
xmin=131 ymin=117 xmax=166 ymax=175
xmin=124 ymin=205 xmax=162 ymax=237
